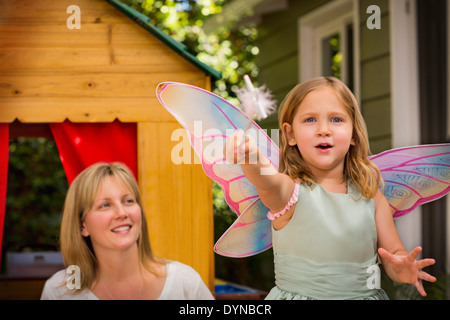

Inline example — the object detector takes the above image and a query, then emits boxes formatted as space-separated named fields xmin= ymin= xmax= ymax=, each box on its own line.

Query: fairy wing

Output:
xmin=156 ymin=82 xmax=278 ymax=257
xmin=369 ymin=144 xmax=450 ymax=218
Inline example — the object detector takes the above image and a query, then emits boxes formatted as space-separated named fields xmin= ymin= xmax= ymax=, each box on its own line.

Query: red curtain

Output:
xmin=50 ymin=120 xmax=137 ymax=184
xmin=0 ymin=124 xmax=9 ymax=266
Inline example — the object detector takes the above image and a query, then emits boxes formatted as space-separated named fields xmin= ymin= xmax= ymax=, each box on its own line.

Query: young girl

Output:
xmin=41 ymin=162 xmax=213 ymax=300
xmin=226 ymin=77 xmax=436 ymax=300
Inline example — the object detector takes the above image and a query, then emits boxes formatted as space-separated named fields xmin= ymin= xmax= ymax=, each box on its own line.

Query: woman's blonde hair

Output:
xmin=59 ymin=162 xmax=159 ymax=291
xmin=278 ymin=77 xmax=381 ymax=198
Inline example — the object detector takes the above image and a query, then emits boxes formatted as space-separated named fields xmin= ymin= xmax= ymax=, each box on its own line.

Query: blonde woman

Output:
xmin=226 ymin=77 xmax=436 ymax=299
xmin=41 ymin=162 xmax=213 ymax=300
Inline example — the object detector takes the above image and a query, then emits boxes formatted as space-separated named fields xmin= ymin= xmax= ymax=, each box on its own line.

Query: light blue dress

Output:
xmin=265 ymin=181 xmax=389 ymax=300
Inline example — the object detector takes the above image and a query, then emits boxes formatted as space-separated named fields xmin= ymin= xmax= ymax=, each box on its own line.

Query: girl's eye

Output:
xmin=304 ymin=117 xmax=315 ymax=123
xmin=124 ymin=198 xmax=135 ymax=205
xmin=331 ymin=117 xmax=343 ymax=123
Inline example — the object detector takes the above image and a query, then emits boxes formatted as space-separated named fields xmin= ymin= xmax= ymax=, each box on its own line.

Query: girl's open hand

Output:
xmin=378 ymin=246 xmax=436 ymax=296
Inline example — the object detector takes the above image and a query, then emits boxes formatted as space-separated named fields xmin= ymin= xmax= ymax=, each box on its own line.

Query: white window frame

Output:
xmin=298 ymin=0 xmax=359 ymax=100
xmin=389 ymin=0 xmax=422 ymax=255
xmin=390 ymin=0 xmax=420 ymax=148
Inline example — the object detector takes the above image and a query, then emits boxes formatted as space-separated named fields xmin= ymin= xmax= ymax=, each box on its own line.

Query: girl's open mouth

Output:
xmin=315 ymin=144 xmax=333 ymax=150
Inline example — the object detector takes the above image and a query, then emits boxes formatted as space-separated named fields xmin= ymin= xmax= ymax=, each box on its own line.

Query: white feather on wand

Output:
xmin=235 ymin=75 xmax=277 ymax=149
xmin=235 ymin=75 xmax=277 ymax=121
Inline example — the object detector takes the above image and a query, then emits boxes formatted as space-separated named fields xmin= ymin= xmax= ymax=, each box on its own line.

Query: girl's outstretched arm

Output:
xmin=225 ymin=131 xmax=295 ymax=224
xmin=374 ymin=190 xmax=436 ymax=296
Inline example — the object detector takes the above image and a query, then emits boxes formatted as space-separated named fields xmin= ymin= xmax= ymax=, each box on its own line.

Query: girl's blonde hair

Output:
xmin=60 ymin=162 xmax=160 ymax=291
xmin=278 ymin=77 xmax=381 ymax=198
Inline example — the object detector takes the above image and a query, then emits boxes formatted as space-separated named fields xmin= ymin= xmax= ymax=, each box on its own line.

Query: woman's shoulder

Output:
xmin=40 ymin=269 xmax=70 ymax=299
xmin=166 ymin=260 xmax=202 ymax=280
xmin=43 ymin=269 xmax=68 ymax=288
xmin=160 ymin=260 xmax=214 ymax=300
xmin=40 ymin=268 xmax=97 ymax=300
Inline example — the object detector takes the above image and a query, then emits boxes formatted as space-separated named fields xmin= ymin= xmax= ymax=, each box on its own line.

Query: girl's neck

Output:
xmin=313 ymin=169 xmax=347 ymax=194
xmin=317 ymin=178 xmax=347 ymax=194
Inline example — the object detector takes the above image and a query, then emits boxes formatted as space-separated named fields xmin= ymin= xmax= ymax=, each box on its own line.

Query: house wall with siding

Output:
xmin=359 ymin=0 xmax=391 ymax=154
xmin=256 ymin=0 xmax=331 ymax=131
xmin=255 ymin=0 xmax=392 ymax=154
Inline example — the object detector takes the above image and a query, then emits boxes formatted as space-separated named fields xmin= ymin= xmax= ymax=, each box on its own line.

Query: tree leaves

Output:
xmin=120 ymin=0 xmax=259 ymax=104
xmin=3 ymin=138 xmax=68 ymax=253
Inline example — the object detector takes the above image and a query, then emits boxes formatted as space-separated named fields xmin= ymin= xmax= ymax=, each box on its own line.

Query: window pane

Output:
xmin=322 ymin=33 xmax=341 ymax=79
xmin=346 ymin=23 xmax=354 ymax=92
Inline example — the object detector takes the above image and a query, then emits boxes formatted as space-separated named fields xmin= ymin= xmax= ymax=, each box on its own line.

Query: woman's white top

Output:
xmin=40 ymin=260 xmax=214 ymax=300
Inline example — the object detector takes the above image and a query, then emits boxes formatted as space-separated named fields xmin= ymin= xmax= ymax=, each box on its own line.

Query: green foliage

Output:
xmin=329 ymin=33 xmax=342 ymax=79
xmin=3 ymin=138 xmax=68 ymax=257
xmin=119 ymin=0 xmax=260 ymax=105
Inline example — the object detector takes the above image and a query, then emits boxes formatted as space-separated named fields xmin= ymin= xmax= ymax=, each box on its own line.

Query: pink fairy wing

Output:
xmin=370 ymin=144 xmax=450 ymax=218
xmin=214 ymin=199 xmax=272 ymax=257
xmin=156 ymin=82 xmax=279 ymax=257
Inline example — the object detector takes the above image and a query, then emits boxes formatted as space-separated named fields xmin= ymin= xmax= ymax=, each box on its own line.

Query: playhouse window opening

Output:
xmin=1 ymin=123 xmax=68 ymax=276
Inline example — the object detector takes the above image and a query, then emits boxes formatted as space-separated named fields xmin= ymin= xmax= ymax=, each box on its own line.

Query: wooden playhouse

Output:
xmin=0 ymin=0 xmax=220 ymax=298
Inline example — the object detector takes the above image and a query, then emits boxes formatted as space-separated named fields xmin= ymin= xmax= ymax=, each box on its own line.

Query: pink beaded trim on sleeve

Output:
xmin=266 ymin=182 xmax=300 ymax=221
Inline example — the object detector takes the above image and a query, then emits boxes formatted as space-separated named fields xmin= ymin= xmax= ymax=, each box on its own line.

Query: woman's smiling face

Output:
xmin=81 ymin=175 xmax=142 ymax=253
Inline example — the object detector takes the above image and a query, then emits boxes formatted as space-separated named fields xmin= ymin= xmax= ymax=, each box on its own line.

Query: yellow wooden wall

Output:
xmin=0 ymin=0 xmax=214 ymax=290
